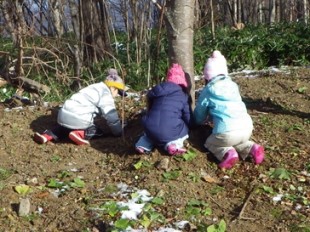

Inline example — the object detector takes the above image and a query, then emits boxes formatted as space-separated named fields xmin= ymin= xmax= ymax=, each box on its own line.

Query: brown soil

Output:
xmin=0 ymin=67 xmax=309 ymax=232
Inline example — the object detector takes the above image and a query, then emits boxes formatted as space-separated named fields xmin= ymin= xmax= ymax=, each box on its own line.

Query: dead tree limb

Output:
xmin=233 ymin=184 xmax=258 ymax=222
xmin=11 ymin=76 xmax=51 ymax=94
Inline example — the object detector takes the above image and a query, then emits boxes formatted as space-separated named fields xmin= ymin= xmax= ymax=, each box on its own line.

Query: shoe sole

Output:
xmin=69 ymin=132 xmax=90 ymax=145
xmin=34 ymin=133 xmax=47 ymax=144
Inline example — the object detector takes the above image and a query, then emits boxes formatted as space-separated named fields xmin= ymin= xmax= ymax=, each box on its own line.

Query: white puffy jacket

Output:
xmin=57 ymin=82 xmax=122 ymax=136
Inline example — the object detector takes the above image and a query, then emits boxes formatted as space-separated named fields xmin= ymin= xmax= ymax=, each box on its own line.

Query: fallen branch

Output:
xmin=233 ymin=184 xmax=258 ymax=221
xmin=10 ymin=76 xmax=50 ymax=94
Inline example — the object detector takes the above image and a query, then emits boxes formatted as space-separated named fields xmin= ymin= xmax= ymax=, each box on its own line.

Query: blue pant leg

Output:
xmin=135 ymin=134 xmax=154 ymax=152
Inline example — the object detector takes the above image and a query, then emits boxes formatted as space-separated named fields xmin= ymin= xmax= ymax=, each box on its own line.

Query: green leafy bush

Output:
xmin=0 ymin=22 xmax=309 ymax=102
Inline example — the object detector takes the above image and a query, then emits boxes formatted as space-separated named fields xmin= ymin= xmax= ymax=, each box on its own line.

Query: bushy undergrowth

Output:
xmin=0 ymin=22 xmax=309 ymax=102
xmin=194 ymin=22 xmax=310 ymax=72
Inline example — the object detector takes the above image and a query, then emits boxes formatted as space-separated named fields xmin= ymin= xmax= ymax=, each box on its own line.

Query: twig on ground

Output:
xmin=233 ymin=184 xmax=258 ymax=222
xmin=207 ymin=193 xmax=226 ymax=210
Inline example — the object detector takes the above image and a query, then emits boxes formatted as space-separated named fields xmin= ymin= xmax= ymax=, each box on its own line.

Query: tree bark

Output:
xmin=48 ymin=0 xmax=64 ymax=37
xmin=303 ymin=0 xmax=308 ymax=24
xmin=165 ymin=0 xmax=195 ymax=108
xmin=81 ymin=0 xmax=112 ymax=64
xmin=68 ymin=0 xmax=80 ymax=38
xmin=269 ymin=0 xmax=276 ymax=24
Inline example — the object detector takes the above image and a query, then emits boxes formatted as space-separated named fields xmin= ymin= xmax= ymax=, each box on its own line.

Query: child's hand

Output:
xmin=203 ymin=116 xmax=214 ymax=128
xmin=207 ymin=121 xmax=214 ymax=128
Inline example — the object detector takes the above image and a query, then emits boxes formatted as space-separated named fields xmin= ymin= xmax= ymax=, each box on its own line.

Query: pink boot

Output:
xmin=250 ymin=144 xmax=265 ymax=165
xmin=136 ymin=146 xmax=145 ymax=154
xmin=167 ymin=144 xmax=186 ymax=156
xmin=218 ymin=149 xmax=239 ymax=169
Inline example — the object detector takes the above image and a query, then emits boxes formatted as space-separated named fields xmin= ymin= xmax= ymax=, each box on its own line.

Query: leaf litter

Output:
xmin=0 ymin=67 xmax=309 ymax=231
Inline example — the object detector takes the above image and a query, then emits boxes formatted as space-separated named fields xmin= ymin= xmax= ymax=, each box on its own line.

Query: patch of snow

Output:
xmin=272 ymin=194 xmax=283 ymax=202
xmin=174 ymin=221 xmax=189 ymax=229
xmin=194 ymin=75 xmax=203 ymax=81
xmin=295 ymin=204 xmax=302 ymax=210
xmin=118 ymin=201 xmax=145 ymax=220
xmin=156 ymin=228 xmax=182 ymax=232
xmin=300 ymin=171 xmax=310 ymax=177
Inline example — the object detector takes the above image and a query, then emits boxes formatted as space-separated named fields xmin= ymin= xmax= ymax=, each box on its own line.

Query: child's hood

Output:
xmin=208 ymin=76 xmax=242 ymax=101
xmin=147 ymin=82 xmax=184 ymax=98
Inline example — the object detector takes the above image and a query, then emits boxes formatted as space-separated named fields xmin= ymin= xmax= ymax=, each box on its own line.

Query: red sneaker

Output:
xmin=167 ymin=144 xmax=186 ymax=156
xmin=250 ymin=144 xmax=265 ymax=165
xmin=218 ymin=149 xmax=239 ymax=169
xmin=34 ymin=132 xmax=53 ymax=144
xmin=69 ymin=130 xmax=90 ymax=145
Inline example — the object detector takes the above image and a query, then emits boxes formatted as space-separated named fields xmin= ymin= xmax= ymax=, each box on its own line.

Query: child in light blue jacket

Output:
xmin=194 ymin=51 xmax=265 ymax=169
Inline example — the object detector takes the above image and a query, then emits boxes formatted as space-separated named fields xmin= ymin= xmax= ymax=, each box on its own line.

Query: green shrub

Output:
xmin=0 ymin=23 xmax=309 ymax=102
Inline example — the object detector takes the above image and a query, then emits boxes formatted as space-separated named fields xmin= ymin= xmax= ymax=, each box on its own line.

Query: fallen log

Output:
xmin=10 ymin=75 xmax=51 ymax=95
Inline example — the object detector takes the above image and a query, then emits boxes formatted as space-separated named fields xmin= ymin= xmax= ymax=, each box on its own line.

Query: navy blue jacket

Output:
xmin=142 ymin=82 xmax=191 ymax=146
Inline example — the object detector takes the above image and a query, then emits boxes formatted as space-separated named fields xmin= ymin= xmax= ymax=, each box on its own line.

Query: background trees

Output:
xmin=0 ymin=0 xmax=309 ymax=102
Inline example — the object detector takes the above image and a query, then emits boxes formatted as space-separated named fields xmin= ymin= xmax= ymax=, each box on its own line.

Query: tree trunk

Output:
xmin=68 ymin=0 xmax=80 ymax=38
xmin=269 ymin=0 xmax=276 ymax=24
xmin=81 ymin=0 xmax=112 ymax=64
xmin=48 ymin=0 xmax=64 ymax=37
xmin=165 ymin=0 xmax=195 ymax=108
xmin=210 ymin=0 xmax=215 ymax=39
xmin=303 ymin=0 xmax=308 ymax=24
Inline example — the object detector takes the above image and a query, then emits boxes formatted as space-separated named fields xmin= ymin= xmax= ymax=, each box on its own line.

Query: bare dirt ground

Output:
xmin=0 ymin=67 xmax=309 ymax=232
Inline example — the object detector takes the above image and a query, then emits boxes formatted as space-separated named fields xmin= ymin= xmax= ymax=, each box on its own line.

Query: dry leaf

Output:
xmin=201 ymin=174 xmax=219 ymax=183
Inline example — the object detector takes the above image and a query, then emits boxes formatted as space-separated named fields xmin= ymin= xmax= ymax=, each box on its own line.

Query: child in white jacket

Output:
xmin=34 ymin=68 xmax=126 ymax=145
xmin=194 ymin=51 xmax=265 ymax=169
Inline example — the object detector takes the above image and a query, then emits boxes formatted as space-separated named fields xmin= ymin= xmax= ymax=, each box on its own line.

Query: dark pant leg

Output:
xmin=44 ymin=125 xmax=72 ymax=141
xmin=84 ymin=125 xmax=105 ymax=140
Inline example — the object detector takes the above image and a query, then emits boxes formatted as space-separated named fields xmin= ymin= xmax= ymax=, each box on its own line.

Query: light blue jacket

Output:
xmin=194 ymin=75 xmax=253 ymax=134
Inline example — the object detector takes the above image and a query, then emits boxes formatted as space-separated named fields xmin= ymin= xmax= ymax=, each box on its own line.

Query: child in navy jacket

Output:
xmin=135 ymin=64 xmax=191 ymax=155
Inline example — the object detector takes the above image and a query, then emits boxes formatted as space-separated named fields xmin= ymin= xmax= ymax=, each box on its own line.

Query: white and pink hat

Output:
xmin=203 ymin=50 xmax=228 ymax=81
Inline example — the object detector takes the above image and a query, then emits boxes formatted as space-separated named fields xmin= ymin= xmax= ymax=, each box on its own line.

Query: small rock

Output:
xmin=92 ymin=227 xmax=100 ymax=232
xmin=156 ymin=158 xmax=169 ymax=170
xmin=18 ymin=198 xmax=31 ymax=216
xmin=156 ymin=189 xmax=165 ymax=197
xmin=201 ymin=173 xmax=219 ymax=183
xmin=27 ymin=177 xmax=38 ymax=185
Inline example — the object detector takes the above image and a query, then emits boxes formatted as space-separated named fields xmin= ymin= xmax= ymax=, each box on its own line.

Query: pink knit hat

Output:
xmin=204 ymin=50 xmax=228 ymax=81
xmin=166 ymin=63 xmax=188 ymax=88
